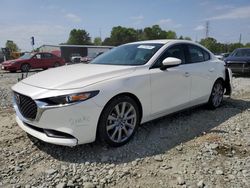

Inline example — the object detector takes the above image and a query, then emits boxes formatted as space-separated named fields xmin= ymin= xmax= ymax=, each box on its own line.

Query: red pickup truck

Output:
xmin=1 ymin=52 xmax=65 ymax=72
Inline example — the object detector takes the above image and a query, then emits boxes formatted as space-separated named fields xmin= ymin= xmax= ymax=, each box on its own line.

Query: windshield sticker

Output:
xmin=137 ymin=45 xmax=155 ymax=50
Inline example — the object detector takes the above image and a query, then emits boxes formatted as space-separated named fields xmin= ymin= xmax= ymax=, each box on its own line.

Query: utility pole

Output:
xmin=31 ymin=36 xmax=35 ymax=52
xmin=239 ymin=33 xmax=242 ymax=44
xmin=99 ymin=28 xmax=102 ymax=41
xmin=205 ymin=21 xmax=210 ymax=38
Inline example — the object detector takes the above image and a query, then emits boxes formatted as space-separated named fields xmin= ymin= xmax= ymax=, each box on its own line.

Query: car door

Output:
xmin=42 ymin=53 xmax=54 ymax=68
xmin=150 ymin=44 xmax=191 ymax=116
xmin=30 ymin=53 xmax=43 ymax=69
xmin=183 ymin=44 xmax=216 ymax=104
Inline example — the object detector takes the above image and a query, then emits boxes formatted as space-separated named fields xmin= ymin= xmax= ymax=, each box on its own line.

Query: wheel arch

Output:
xmin=96 ymin=92 xmax=143 ymax=145
xmin=100 ymin=92 xmax=143 ymax=123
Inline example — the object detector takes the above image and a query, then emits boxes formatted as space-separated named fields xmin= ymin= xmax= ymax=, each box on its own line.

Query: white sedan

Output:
xmin=12 ymin=40 xmax=232 ymax=147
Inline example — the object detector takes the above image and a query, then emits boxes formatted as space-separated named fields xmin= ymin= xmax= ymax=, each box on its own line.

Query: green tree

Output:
xmin=93 ymin=37 xmax=102 ymax=45
xmin=166 ymin=30 xmax=177 ymax=39
xmin=245 ymin=43 xmax=250 ymax=48
xmin=108 ymin=26 xmax=138 ymax=46
xmin=102 ymin=37 xmax=113 ymax=46
xmin=5 ymin=40 xmax=19 ymax=52
xmin=142 ymin=25 xmax=168 ymax=40
xmin=200 ymin=37 xmax=218 ymax=53
xmin=67 ymin=29 xmax=91 ymax=45
xmin=184 ymin=37 xmax=192 ymax=41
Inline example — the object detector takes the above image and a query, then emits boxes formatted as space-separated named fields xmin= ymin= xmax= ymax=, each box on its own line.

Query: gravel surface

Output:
xmin=0 ymin=70 xmax=250 ymax=188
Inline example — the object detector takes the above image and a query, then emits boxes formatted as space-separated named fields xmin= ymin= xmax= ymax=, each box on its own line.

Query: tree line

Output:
xmin=65 ymin=25 xmax=250 ymax=54
xmin=4 ymin=25 xmax=250 ymax=55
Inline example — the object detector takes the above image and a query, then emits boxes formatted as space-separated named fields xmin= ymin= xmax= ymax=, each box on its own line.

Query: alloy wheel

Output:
xmin=106 ymin=102 xmax=137 ymax=143
xmin=211 ymin=82 xmax=224 ymax=107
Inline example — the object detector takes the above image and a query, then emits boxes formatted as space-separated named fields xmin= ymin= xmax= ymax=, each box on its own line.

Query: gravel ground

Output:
xmin=0 ymin=69 xmax=249 ymax=188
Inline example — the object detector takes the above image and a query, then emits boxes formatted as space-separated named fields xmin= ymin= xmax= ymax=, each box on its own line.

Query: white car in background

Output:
xmin=12 ymin=40 xmax=232 ymax=147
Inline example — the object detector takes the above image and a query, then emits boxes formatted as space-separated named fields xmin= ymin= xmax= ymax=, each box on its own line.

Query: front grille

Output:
xmin=14 ymin=92 xmax=37 ymax=120
xmin=227 ymin=63 xmax=244 ymax=68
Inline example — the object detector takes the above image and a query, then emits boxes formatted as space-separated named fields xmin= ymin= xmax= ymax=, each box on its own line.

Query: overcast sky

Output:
xmin=0 ymin=0 xmax=250 ymax=51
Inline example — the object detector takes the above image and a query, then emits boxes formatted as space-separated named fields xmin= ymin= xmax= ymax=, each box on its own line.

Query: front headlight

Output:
xmin=39 ymin=91 xmax=99 ymax=106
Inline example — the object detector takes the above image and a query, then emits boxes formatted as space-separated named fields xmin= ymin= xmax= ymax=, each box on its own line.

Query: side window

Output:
xmin=187 ymin=44 xmax=210 ymax=63
xmin=42 ymin=53 xmax=53 ymax=59
xmin=153 ymin=45 xmax=185 ymax=68
xmin=35 ymin=54 xmax=41 ymax=59
xmin=204 ymin=50 xmax=210 ymax=61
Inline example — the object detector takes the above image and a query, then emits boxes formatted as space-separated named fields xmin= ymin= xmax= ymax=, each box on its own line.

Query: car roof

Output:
xmin=127 ymin=39 xmax=194 ymax=45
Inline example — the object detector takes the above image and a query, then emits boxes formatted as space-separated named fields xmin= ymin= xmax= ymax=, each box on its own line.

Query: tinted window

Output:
xmin=153 ymin=44 xmax=185 ymax=68
xmin=204 ymin=50 xmax=210 ymax=61
xmin=187 ymin=44 xmax=210 ymax=63
xmin=42 ymin=53 xmax=53 ymax=59
xmin=232 ymin=49 xmax=250 ymax=57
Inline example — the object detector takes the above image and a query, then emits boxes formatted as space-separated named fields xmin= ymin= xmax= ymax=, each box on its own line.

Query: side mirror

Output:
xmin=161 ymin=57 xmax=181 ymax=70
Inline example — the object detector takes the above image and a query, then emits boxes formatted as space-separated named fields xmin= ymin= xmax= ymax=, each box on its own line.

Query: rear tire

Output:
xmin=54 ymin=62 xmax=60 ymax=67
xmin=20 ymin=63 xmax=30 ymax=72
xmin=207 ymin=79 xmax=224 ymax=109
xmin=97 ymin=95 xmax=140 ymax=147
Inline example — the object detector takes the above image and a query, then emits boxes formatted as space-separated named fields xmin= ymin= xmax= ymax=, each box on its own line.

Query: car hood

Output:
xmin=2 ymin=59 xmax=26 ymax=65
xmin=2 ymin=60 xmax=15 ymax=65
xmin=20 ymin=64 xmax=136 ymax=90
xmin=225 ymin=56 xmax=250 ymax=63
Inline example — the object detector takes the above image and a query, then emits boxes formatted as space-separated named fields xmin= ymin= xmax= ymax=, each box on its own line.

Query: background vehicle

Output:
xmin=225 ymin=48 xmax=250 ymax=74
xmin=0 ymin=50 xmax=4 ymax=63
xmin=12 ymin=40 xmax=231 ymax=147
xmin=1 ymin=52 xmax=65 ymax=72
xmin=215 ymin=53 xmax=230 ymax=61
xmin=81 ymin=52 xmax=104 ymax=63
xmin=71 ymin=55 xmax=82 ymax=64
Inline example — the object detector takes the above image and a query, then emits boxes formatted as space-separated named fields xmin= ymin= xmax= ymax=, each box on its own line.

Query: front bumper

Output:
xmin=16 ymin=116 xmax=78 ymax=146
xmin=1 ymin=64 xmax=17 ymax=71
xmin=13 ymin=93 xmax=103 ymax=146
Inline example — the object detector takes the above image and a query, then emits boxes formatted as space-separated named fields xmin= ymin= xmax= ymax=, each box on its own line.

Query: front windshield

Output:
xmin=231 ymin=49 xmax=250 ymax=57
xmin=91 ymin=43 xmax=163 ymax=66
xmin=19 ymin=53 xmax=33 ymax=59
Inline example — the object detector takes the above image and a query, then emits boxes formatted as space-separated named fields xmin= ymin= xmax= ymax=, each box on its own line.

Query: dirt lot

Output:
xmin=0 ymin=70 xmax=250 ymax=188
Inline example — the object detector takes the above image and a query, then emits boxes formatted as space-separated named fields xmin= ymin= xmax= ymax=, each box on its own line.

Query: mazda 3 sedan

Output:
xmin=12 ymin=40 xmax=232 ymax=147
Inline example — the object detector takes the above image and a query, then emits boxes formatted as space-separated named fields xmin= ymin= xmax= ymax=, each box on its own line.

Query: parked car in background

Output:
xmin=215 ymin=53 xmax=230 ymax=61
xmin=71 ymin=55 xmax=82 ymax=63
xmin=12 ymin=40 xmax=232 ymax=147
xmin=225 ymin=48 xmax=250 ymax=74
xmin=81 ymin=52 xmax=104 ymax=63
xmin=1 ymin=52 xmax=65 ymax=72
xmin=0 ymin=50 xmax=4 ymax=63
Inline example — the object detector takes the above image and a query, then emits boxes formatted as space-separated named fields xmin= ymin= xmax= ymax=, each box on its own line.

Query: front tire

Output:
xmin=20 ymin=63 xmax=30 ymax=72
xmin=98 ymin=96 xmax=140 ymax=147
xmin=207 ymin=79 xmax=224 ymax=109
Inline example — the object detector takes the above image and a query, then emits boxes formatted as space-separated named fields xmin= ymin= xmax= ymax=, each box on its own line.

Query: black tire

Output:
xmin=54 ymin=62 xmax=60 ymax=67
xmin=98 ymin=95 xmax=140 ymax=147
xmin=10 ymin=70 xmax=17 ymax=73
xmin=207 ymin=79 xmax=224 ymax=109
xmin=20 ymin=63 xmax=30 ymax=72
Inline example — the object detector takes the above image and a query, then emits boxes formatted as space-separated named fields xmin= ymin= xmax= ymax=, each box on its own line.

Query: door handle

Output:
xmin=184 ymin=72 xmax=190 ymax=77
xmin=209 ymin=68 xmax=215 ymax=72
